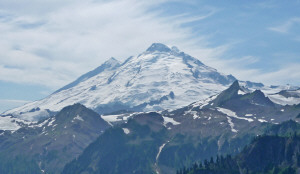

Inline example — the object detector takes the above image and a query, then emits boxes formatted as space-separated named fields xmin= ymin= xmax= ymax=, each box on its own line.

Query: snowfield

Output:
xmin=4 ymin=43 xmax=235 ymax=121
xmin=2 ymin=43 xmax=300 ymax=123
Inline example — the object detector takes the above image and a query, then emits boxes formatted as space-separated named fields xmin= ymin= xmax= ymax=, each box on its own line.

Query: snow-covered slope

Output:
xmin=239 ymin=81 xmax=300 ymax=106
xmin=266 ymin=89 xmax=300 ymax=105
xmin=4 ymin=43 xmax=236 ymax=121
xmin=4 ymin=43 xmax=300 ymax=122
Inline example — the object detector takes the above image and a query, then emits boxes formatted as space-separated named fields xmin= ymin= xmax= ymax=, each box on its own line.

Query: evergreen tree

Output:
xmin=204 ymin=159 xmax=209 ymax=169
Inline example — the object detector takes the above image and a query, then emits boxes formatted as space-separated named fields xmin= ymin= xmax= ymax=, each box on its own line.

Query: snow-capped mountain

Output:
xmin=4 ymin=43 xmax=237 ymax=121
xmin=61 ymin=82 xmax=300 ymax=174
xmin=1 ymin=81 xmax=300 ymax=174
xmin=102 ymin=81 xmax=300 ymax=129
xmin=3 ymin=43 xmax=300 ymax=122
xmin=237 ymin=81 xmax=300 ymax=106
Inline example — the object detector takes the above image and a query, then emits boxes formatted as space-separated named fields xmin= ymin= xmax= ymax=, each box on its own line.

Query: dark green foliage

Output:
xmin=157 ymin=134 xmax=230 ymax=172
xmin=2 ymin=90 xmax=300 ymax=174
xmin=176 ymin=155 xmax=239 ymax=174
xmin=63 ymin=118 xmax=168 ymax=174
xmin=178 ymin=135 xmax=300 ymax=174
xmin=238 ymin=135 xmax=300 ymax=173
xmin=264 ymin=120 xmax=300 ymax=136
xmin=62 ymin=112 xmax=300 ymax=174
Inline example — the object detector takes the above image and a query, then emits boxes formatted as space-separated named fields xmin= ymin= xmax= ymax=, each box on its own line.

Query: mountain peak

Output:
xmin=230 ymin=80 xmax=240 ymax=91
xmin=210 ymin=81 xmax=241 ymax=107
xmin=171 ymin=46 xmax=180 ymax=52
xmin=7 ymin=43 xmax=239 ymax=119
xmin=249 ymin=90 xmax=274 ymax=106
xmin=53 ymin=57 xmax=120 ymax=94
xmin=146 ymin=43 xmax=171 ymax=52
xmin=103 ymin=57 xmax=120 ymax=67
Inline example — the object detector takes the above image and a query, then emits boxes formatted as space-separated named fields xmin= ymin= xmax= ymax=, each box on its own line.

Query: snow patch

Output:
xmin=156 ymin=143 xmax=167 ymax=161
xmin=238 ymin=90 xmax=246 ymax=95
xmin=122 ymin=128 xmax=130 ymax=134
xmin=258 ymin=119 xmax=268 ymax=123
xmin=47 ymin=118 xmax=55 ymax=126
xmin=184 ymin=110 xmax=199 ymax=119
xmin=0 ymin=116 xmax=21 ymax=131
xmin=216 ymin=107 xmax=254 ymax=122
xmin=268 ymin=94 xmax=300 ymax=105
xmin=101 ymin=113 xmax=136 ymax=124
xmin=102 ymin=115 xmax=121 ymax=124
xmin=29 ymin=119 xmax=48 ymax=128
xmin=227 ymin=117 xmax=237 ymax=133
xmin=102 ymin=114 xmax=122 ymax=123
xmin=194 ymin=95 xmax=218 ymax=109
xmin=155 ymin=141 xmax=169 ymax=174
xmin=73 ymin=115 xmax=84 ymax=121
xmin=162 ymin=116 xmax=180 ymax=126
xmin=12 ymin=109 xmax=50 ymax=122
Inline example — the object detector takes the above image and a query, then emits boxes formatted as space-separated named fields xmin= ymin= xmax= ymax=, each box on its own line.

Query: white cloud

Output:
xmin=206 ymin=57 xmax=300 ymax=86
xmin=0 ymin=0 xmax=218 ymax=89
xmin=255 ymin=63 xmax=300 ymax=85
xmin=188 ymin=45 xmax=300 ymax=85
xmin=0 ymin=0 xmax=299 ymax=93
xmin=269 ymin=17 xmax=300 ymax=33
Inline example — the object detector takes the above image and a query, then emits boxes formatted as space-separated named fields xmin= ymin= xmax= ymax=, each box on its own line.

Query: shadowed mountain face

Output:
xmin=60 ymin=83 xmax=300 ymax=174
xmin=4 ymin=43 xmax=236 ymax=121
xmin=0 ymin=81 xmax=300 ymax=174
xmin=0 ymin=104 xmax=110 ymax=174
xmin=62 ymin=105 xmax=300 ymax=174
xmin=3 ymin=43 xmax=300 ymax=124
xmin=62 ymin=82 xmax=300 ymax=174
xmin=63 ymin=112 xmax=168 ymax=174
xmin=0 ymin=41 xmax=299 ymax=174
xmin=210 ymin=80 xmax=274 ymax=108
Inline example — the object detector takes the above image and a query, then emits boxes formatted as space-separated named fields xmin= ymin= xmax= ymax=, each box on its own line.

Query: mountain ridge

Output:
xmin=0 ymin=103 xmax=111 ymax=173
xmin=1 ymin=80 xmax=300 ymax=173
xmin=2 ymin=43 xmax=300 ymax=123
xmin=3 ymin=43 xmax=237 ymax=121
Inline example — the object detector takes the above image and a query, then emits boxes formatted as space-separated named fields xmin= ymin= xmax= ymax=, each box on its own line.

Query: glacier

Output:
xmin=2 ymin=43 xmax=300 ymax=122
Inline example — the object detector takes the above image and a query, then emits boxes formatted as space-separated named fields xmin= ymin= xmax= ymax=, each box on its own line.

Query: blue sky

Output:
xmin=0 ymin=0 xmax=300 ymax=112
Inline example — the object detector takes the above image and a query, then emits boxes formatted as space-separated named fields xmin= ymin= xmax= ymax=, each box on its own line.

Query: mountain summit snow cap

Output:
xmin=103 ymin=57 xmax=120 ymax=68
xmin=171 ymin=46 xmax=180 ymax=52
xmin=146 ymin=43 xmax=172 ymax=52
